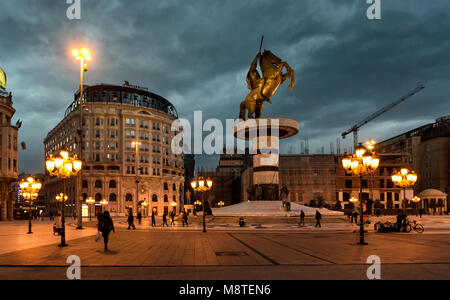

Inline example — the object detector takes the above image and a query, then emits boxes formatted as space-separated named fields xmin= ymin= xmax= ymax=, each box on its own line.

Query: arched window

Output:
xmin=109 ymin=180 xmax=117 ymax=188
xmin=82 ymin=180 xmax=88 ymax=188
xmin=164 ymin=183 xmax=168 ymax=190
xmin=95 ymin=193 xmax=102 ymax=201
xmin=173 ymin=183 xmax=176 ymax=191
xmin=125 ymin=193 xmax=133 ymax=202
xmin=95 ymin=180 xmax=102 ymax=188
xmin=109 ymin=193 xmax=117 ymax=202
xmin=164 ymin=195 xmax=168 ymax=202
xmin=152 ymin=194 xmax=158 ymax=202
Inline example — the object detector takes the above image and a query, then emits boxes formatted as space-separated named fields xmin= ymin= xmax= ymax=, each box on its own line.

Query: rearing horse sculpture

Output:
xmin=239 ymin=50 xmax=295 ymax=120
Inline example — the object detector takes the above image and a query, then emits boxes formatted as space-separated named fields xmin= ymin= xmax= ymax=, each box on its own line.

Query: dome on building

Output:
xmin=418 ymin=189 xmax=448 ymax=198
xmin=0 ymin=67 xmax=6 ymax=90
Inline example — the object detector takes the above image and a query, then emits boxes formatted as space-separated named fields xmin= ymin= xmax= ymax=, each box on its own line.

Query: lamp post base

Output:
xmin=27 ymin=232 xmax=33 ymax=234
xmin=76 ymin=226 xmax=83 ymax=230
xmin=58 ymin=243 xmax=68 ymax=248
xmin=357 ymin=242 xmax=368 ymax=245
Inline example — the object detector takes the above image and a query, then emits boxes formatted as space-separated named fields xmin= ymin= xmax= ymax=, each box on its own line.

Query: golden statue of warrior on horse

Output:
xmin=239 ymin=36 xmax=295 ymax=120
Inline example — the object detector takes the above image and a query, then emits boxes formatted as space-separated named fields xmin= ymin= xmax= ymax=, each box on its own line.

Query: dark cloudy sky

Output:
xmin=1 ymin=0 xmax=449 ymax=173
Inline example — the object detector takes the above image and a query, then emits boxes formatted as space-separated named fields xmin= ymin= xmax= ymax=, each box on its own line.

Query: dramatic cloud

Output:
xmin=0 ymin=0 xmax=449 ymax=172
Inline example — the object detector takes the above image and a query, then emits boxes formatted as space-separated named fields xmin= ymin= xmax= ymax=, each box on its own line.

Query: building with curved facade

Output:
xmin=0 ymin=67 xmax=19 ymax=221
xmin=43 ymin=82 xmax=184 ymax=217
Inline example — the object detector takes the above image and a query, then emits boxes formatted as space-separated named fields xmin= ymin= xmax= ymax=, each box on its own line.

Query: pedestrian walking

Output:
xmin=419 ymin=208 xmax=423 ymax=218
xmin=170 ymin=211 xmax=175 ymax=226
xmin=352 ymin=211 xmax=358 ymax=223
xmin=299 ymin=210 xmax=305 ymax=226
xmin=315 ymin=210 xmax=322 ymax=228
xmin=151 ymin=210 xmax=157 ymax=227
xmin=54 ymin=213 xmax=62 ymax=235
xmin=182 ymin=210 xmax=188 ymax=227
xmin=137 ymin=211 xmax=142 ymax=224
xmin=162 ymin=212 xmax=169 ymax=227
xmin=127 ymin=209 xmax=136 ymax=230
xmin=98 ymin=211 xmax=115 ymax=252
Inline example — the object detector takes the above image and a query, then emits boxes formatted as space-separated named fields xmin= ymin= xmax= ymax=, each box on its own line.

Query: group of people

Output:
xmin=127 ymin=209 xmax=185 ymax=228
xmin=298 ymin=210 xmax=322 ymax=228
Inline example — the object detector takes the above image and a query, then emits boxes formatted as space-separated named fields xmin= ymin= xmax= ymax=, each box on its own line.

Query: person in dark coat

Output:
xmin=127 ymin=209 xmax=136 ymax=230
xmin=98 ymin=211 xmax=115 ymax=252
xmin=137 ymin=211 xmax=142 ymax=224
xmin=182 ymin=210 xmax=188 ymax=227
xmin=299 ymin=210 xmax=305 ymax=226
xmin=315 ymin=210 xmax=322 ymax=228
xmin=151 ymin=210 xmax=156 ymax=227
xmin=170 ymin=211 xmax=175 ymax=226
xmin=162 ymin=212 xmax=169 ymax=227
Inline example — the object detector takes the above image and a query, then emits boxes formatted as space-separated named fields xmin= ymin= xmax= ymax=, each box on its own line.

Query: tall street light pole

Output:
xmin=391 ymin=168 xmax=418 ymax=231
xmin=72 ymin=48 xmax=91 ymax=230
xmin=132 ymin=141 xmax=141 ymax=216
xmin=19 ymin=177 xmax=42 ymax=234
xmin=46 ymin=150 xmax=82 ymax=247
xmin=191 ymin=177 xmax=213 ymax=233
xmin=342 ymin=142 xmax=380 ymax=245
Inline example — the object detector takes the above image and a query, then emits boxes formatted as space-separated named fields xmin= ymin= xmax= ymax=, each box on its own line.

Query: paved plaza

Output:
xmin=0 ymin=216 xmax=449 ymax=280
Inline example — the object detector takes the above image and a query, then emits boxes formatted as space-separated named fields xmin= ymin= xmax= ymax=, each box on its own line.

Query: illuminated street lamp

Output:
xmin=85 ymin=197 xmax=95 ymax=221
xmin=218 ymin=201 xmax=225 ymax=208
xmin=391 ymin=168 xmax=418 ymax=230
xmin=72 ymin=47 xmax=91 ymax=230
xmin=100 ymin=198 xmax=109 ymax=207
xmin=170 ymin=200 xmax=177 ymax=214
xmin=349 ymin=197 xmax=358 ymax=203
xmin=19 ymin=177 xmax=42 ymax=234
xmin=141 ymin=200 xmax=149 ymax=217
xmin=191 ymin=177 xmax=213 ymax=233
xmin=132 ymin=141 xmax=142 ymax=215
xmin=46 ymin=150 xmax=82 ymax=247
xmin=411 ymin=196 xmax=421 ymax=216
xmin=342 ymin=143 xmax=380 ymax=245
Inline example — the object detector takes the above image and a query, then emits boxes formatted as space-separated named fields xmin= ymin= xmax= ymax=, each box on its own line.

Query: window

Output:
xmin=152 ymin=194 xmax=158 ymax=202
xmin=82 ymin=180 xmax=88 ymax=188
xmin=125 ymin=193 xmax=133 ymax=202
xmin=109 ymin=180 xmax=117 ymax=188
xmin=379 ymin=179 xmax=384 ymax=188
xmin=95 ymin=193 xmax=102 ymax=201
xmin=109 ymin=193 xmax=117 ymax=202
xmin=164 ymin=195 xmax=168 ymax=202
xmin=164 ymin=183 xmax=168 ymax=190
xmin=95 ymin=180 xmax=102 ymax=188
xmin=173 ymin=183 xmax=176 ymax=191
xmin=362 ymin=180 xmax=368 ymax=188
xmin=345 ymin=180 xmax=352 ymax=188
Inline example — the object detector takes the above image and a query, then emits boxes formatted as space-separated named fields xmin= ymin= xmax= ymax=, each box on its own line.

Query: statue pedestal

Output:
xmin=234 ymin=117 xmax=299 ymax=201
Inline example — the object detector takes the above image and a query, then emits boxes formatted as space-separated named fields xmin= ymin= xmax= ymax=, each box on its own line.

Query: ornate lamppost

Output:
xmin=85 ymin=197 xmax=95 ymax=221
xmin=46 ymin=150 xmax=82 ymax=247
xmin=72 ymin=48 xmax=91 ymax=230
xmin=342 ymin=143 xmax=380 ymax=245
xmin=100 ymin=199 xmax=109 ymax=213
xmin=170 ymin=200 xmax=177 ymax=214
xmin=19 ymin=177 xmax=42 ymax=234
xmin=411 ymin=196 xmax=421 ymax=216
xmin=392 ymin=168 xmax=417 ymax=231
xmin=191 ymin=177 xmax=213 ymax=233
xmin=141 ymin=200 xmax=149 ymax=217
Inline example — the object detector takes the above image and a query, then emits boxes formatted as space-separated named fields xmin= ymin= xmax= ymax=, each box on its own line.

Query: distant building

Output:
xmin=200 ymin=149 xmax=251 ymax=207
xmin=375 ymin=115 xmax=450 ymax=212
xmin=43 ymin=82 xmax=184 ymax=217
xmin=240 ymin=153 xmax=409 ymax=210
xmin=0 ymin=67 xmax=19 ymax=221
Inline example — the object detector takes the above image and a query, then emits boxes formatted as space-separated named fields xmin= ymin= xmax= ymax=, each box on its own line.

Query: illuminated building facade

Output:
xmin=43 ymin=82 xmax=184 ymax=216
